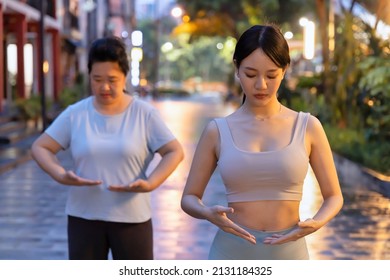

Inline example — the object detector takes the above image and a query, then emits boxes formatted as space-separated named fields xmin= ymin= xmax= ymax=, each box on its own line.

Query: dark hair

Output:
xmin=233 ymin=24 xmax=290 ymax=70
xmin=87 ymin=36 xmax=129 ymax=76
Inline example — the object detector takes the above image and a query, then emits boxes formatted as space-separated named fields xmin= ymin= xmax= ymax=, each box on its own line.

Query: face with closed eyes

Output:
xmin=237 ymin=48 xmax=285 ymax=106
xmin=90 ymin=61 xmax=127 ymax=106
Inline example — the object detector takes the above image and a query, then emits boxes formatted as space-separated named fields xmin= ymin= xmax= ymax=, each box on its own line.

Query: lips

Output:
xmin=254 ymin=94 xmax=268 ymax=99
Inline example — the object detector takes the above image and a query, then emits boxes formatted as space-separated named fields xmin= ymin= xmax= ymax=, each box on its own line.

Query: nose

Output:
xmin=101 ymin=81 xmax=111 ymax=90
xmin=255 ymin=76 xmax=267 ymax=90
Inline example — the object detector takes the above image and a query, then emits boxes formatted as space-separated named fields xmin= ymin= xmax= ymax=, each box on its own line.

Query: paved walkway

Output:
xmin=0 ymin=95 xmax=389 ymax=260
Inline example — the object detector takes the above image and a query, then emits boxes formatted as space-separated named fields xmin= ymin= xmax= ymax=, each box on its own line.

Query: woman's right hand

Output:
xmin=205 ymin=205 xmax=256 ymax=244
xmin=57 ymin=170 xmax=102 ymax=186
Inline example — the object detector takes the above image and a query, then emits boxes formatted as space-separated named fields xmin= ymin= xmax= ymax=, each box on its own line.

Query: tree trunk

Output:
xmin=315 ymin=0 xmax=331 ymax=104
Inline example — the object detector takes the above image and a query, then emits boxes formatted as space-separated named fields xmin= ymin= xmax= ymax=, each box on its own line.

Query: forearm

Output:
xmin=181 ymin=194 xmax=210 ymax=220
xmin=147 ymin=150 xmax=183 ymax=191
xmin=312 ymin=195 xmax=343 ymax=226
xmin=31 ymin=146 xmax=66 ymax=183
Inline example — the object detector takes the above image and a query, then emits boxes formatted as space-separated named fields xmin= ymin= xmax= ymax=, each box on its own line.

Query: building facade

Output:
xmin=0 ymin=0 xmax=135 ymax=113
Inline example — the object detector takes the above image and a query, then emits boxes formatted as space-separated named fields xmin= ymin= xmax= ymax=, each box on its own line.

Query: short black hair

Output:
xmin=87 ymin=36 xmax=129 ymax=76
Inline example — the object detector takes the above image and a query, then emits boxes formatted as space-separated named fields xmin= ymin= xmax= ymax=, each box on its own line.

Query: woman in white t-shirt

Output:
xmin=31 ymin=37 xmax=184 ymax=260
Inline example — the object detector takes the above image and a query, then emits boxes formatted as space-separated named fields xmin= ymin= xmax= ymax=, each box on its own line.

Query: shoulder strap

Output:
xmin=292 ymin=112 xmax=310 ymax=144
xmin=213 ymin=118 xmax=233 ymax=148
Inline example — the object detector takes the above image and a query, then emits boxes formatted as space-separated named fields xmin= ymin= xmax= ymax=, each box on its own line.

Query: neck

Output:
xmin=242 ymin=102 xmax=282 ymax=121
xmin=93 ymin=95 xmax=133 ymax=115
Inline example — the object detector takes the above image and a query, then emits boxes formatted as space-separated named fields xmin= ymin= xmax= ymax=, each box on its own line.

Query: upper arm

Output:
xmin=32 ymin=133 xmax=63 ymax=155
xmin=182 ymin=121 xmax=219 ymax=198
xmin=307 ymin=116 xmax=342 ymax=199
xmin=156 ymin=138 xmax=184 ymax=159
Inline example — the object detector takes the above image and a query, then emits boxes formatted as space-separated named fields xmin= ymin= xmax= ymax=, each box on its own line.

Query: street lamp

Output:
xmin=152 ymin=4 xmax=184 ymax=97
xmin=300 ymin=17 xmax=315 ymax=60
xmin=131 ymin=30 xmax=143 ymax=87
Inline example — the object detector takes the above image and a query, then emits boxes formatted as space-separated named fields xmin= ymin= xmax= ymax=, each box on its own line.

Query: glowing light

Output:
xmin=299 ymin=17 xmax=308 ymax=27
xmin=43 ymin=60 xmax=50 ymax=74
xmin=131 ymin=30 xmax=143 ymax=47
xmin=7 ymin=44 xmax=17 ymax=75
xmin=171 ymin=7 xmax=183 ymax=18
xmin=216 ymin=42 xmax=224 ymax=50
xmin=131 ymin=47 xmax=143 ymax=62
xmin=161 ymin=42 xmax=173 ymax=53
xmin=284 ymin=31 xmax=294 ymax=40
xmin=182 ymin=15 xmax=190 ymax=23
xmin=24 ymin=44 xmax=33 ymax=86
xmin=301 ymin=19 xmax=315 ymax=60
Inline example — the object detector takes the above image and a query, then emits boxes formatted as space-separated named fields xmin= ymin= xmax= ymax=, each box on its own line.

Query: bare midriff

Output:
xmin=227 ymin=200 xmax=300 ymax=231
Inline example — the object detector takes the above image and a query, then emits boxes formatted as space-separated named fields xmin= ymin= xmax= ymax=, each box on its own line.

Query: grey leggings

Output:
xmin=209 ymin=225 xmax=309 ymax=260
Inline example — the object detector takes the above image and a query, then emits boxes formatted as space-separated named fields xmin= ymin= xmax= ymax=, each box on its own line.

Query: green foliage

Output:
xmin=176 ymin=0 xmax=315 ymax=39
xmin=14 ymin=96 xmax=40 ymax=120
xmin=295 ymin=75 xmax=321 ymax=89
xmin=58 ymin=75 xmax=88 ymax=109
xmin=13 ymin=95 xmax=51 ymax=121
xmin=357 ymin=55 xmax=390 ymax=141
xmin=325 ymin=124 xmax=390 ymax=175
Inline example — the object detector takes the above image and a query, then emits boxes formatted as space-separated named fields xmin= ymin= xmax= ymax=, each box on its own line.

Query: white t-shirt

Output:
xmin=45 ymin=96 xmax=176 ymax=223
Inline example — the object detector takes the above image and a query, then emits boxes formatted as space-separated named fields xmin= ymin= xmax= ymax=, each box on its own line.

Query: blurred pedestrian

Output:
xmin=31 ymin=36 xmax=184 ymax=260
xmin=181 ymin=24 xmax=343 ymax=260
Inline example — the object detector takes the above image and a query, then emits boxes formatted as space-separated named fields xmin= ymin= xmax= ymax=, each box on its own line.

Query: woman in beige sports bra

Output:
xmin=181 ymin=24 xmax=343 ymax=260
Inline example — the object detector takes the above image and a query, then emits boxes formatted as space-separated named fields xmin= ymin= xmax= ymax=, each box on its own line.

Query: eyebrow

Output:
xmin=91 ymin=74 xmax=119 ymax=79
xmin=243 ymin=66 xmax=280 ymax=72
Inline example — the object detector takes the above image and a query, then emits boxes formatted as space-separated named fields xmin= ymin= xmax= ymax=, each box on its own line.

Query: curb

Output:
xmin=333 ymin=153 xmax=390 ymax=198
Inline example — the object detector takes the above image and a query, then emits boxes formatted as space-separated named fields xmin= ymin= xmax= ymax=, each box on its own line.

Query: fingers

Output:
xmin=229 ymin=226 xmax=257 ymax=244
xmin=215 ymin=205 xmax=234 ymax=214
xmin=107 ymin=185 xmax=130 ymax=192
xmin=209 ymin=206 xmax=256 ymax=244
xmin=263 ymin=234 xmax=284 ymax=244
xmin=66 ymin=171 xmax=102 ymax=186
xmin=262 ymin=222 xmax=318 ymax=245
xmin=108 ymin=179 xmax=150 ymax=192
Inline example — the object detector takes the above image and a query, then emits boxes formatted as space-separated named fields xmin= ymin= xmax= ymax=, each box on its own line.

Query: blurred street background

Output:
xmin=0 ymin=0 xmax=389 ymax=260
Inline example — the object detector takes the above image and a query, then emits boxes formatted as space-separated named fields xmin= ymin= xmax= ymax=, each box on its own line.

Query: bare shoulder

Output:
xmin=305 ymin=114 xmax=332 ymax=151
xmin=306 ymin=114 xmax=326 ymax=136
xmin=201 ymin=119 xmax=220 ymax=139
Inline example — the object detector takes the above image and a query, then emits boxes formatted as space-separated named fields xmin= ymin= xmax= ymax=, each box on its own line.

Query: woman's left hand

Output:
xmin=108 ymin=179 xmax=153 ymax=193
xmin=262 ymin=218 xmax=321 ymax=245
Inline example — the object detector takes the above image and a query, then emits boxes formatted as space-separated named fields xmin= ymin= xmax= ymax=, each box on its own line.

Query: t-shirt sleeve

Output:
xmin=146 ymin=108 xmax=176 ymax=152
xmin=45 ymin=107 xmax=72 ymax=149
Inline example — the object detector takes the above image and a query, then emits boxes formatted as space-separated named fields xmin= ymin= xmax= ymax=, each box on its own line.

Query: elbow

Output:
xmin=177 ymin=145 xmax=185 ymax=163
xmin=180 ymin=195 xmax=188 ymax=213
xmin=30 ymin=141 xmax=39 ymax=161
xmin=180 ymin=194 xmax=193 ymax=216
xmin=338 ymin=194 xmax=344 ymax=212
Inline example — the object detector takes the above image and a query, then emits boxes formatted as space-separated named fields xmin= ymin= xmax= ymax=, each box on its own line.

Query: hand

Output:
xmin=108 ymin=179 xmax=153 ymax=193
xmin=59 ymin=170 xmax=102 ymax=186
xmin=263 ymin=218 xmax=320 ymax=245
xmin=205 ymin=205 xmax=257 ymax=244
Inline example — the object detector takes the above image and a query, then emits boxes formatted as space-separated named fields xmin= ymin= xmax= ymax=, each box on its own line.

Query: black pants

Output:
xmin=67 ymin=215 xmax=153 ymax=260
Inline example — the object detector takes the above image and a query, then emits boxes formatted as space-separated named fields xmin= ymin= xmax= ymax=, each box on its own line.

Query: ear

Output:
xmin=233 ymin=59 xmax=239 ymax=76
xmin=282 ymin=66 xmax=289 ymax=79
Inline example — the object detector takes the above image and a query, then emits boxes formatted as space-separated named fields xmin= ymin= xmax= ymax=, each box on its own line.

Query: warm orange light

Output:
xmin=140 ymin=78 xmax=148 ymax=87
xmin=43 ymin=60 xmax=50 ymax=74
xmin=182 ymin=15 xmax=190 ymax=23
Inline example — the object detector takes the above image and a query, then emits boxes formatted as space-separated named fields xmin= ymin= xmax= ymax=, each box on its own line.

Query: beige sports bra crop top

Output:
xmin=215 ymin=112 xmax=310 ymax=203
